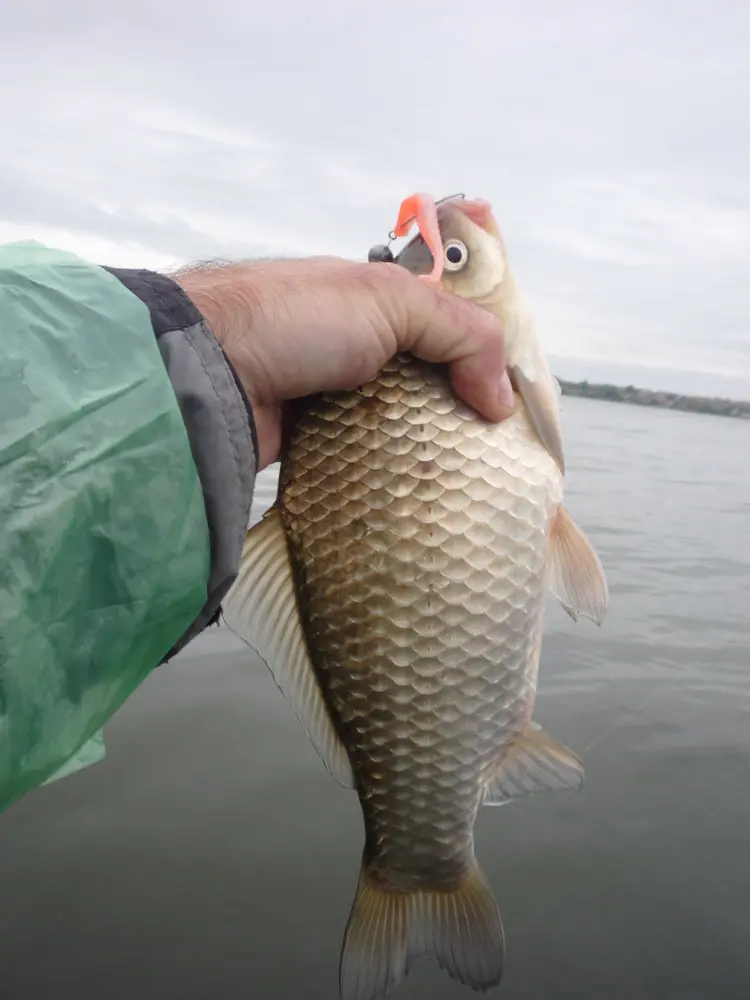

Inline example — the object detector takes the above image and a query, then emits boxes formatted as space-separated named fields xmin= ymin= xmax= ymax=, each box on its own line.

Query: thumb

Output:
xmin=375 ymin=266 xmax=515 ymax=423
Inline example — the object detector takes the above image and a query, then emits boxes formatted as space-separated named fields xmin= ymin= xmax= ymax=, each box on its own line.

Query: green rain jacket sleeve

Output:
xmin=0 ymin=242 xmax=257 ymax=813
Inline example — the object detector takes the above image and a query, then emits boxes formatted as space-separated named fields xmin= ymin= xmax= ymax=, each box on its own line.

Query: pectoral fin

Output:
xmin=549 ymin=505 xmax=609 ymax=625
xmin=222 ymin=507 xmax=354 ymax=789
xmin=511 ymin=363 xmax=565 ymax=473
xmin=483 ymin=722 xmax=584 ymax=806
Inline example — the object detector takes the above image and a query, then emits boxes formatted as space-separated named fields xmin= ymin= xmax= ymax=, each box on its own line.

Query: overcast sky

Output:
xmin=2 ymin=0 xmax=748 ymax=395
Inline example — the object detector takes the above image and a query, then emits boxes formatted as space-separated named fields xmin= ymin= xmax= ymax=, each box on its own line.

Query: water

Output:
xmin=1 ymin=397 xmax=749 ymax=1000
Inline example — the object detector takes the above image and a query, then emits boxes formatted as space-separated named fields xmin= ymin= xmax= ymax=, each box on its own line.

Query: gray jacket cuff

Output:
xmin=102 ymin=266 xmax=257 ymax=659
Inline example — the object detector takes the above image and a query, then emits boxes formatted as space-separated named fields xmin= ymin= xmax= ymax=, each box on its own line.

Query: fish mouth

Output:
xmin=393 ymin=193 xmax=478 ymax=279
xmin=390 ymin=193 xmax=470 ymax=282
xmin=388 ymin=192 xmax=445 ymax=283
xmin=394 ymin=233 xmax=436 ymax=278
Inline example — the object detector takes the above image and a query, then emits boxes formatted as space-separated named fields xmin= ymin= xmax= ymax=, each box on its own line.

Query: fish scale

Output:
xmin=279 ymin=352 xmax=560 ymax=888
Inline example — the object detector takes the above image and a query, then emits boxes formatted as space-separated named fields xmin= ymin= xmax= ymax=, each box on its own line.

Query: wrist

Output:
xmin=173 ymin=264 xmax=262 ymax=391
xmin=172 ymin=263 xmax=277 ymax=469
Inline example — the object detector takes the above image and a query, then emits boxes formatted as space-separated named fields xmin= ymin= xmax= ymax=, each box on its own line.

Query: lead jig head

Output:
xmin=367 ymin=244 xmax=395 ymax=263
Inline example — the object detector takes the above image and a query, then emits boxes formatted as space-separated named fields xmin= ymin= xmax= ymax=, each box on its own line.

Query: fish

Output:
xmin=222 ymin=192 xmax=609 ymax=1000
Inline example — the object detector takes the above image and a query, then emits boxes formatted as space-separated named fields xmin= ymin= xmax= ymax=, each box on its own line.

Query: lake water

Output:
xmin=1 ymin=396 xmax=749 ymax=1000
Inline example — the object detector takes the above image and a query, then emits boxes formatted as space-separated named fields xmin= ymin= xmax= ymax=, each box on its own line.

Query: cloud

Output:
xmin=0 ymin=222 xmax=182 ymax=271
xmin=1 ymin=0 xmax=748 ymax=391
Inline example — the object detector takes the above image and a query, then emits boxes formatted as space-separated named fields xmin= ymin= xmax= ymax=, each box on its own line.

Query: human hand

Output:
xmin=175 ymin=257 xmax=514 ymax=470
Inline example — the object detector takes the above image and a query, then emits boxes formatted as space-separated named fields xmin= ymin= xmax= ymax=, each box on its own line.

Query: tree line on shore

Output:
xmin=557 ymin=379 xmax=750 ymax=419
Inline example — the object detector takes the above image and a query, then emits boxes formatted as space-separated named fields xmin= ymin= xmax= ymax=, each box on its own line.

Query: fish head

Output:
xmin=394 ymin=194 xmax=508 ymax=304
xmin=394 ymin=193 xmax=568 ymax=473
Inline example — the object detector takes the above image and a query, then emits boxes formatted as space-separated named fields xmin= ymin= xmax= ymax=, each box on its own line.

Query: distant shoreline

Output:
xmin=557 ymin=379 xmax=750 ymax=419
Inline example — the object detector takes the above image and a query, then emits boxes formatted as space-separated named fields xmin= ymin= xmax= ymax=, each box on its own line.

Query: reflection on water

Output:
xmin=1 ymin=398 xmax=749 ymax=999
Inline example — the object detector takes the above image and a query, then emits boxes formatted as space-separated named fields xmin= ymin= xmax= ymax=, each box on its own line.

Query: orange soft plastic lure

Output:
xmin=392 ymin=193 xmax=496 ymax=284
xmin=392 ymin=193 xmax=445 ymax=284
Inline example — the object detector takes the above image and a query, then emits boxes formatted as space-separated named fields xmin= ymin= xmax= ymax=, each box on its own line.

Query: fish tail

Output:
xmin=339 ymin=860 xmax=505 ymax=1000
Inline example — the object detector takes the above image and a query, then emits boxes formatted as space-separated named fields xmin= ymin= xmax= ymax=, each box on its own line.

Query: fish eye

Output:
xmin=443 ymin=239 xmax=468 ymax=272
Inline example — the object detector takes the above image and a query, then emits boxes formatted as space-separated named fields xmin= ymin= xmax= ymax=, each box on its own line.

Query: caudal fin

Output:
xmin=339 ymin=862 xmax=505 ymax=1000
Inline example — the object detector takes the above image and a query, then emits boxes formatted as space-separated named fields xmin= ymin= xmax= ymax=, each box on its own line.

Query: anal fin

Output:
xmin=483 ymin=722 xmax=584 ymax=806
xmin=222 ymin=507 xmax=354 ymax=789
